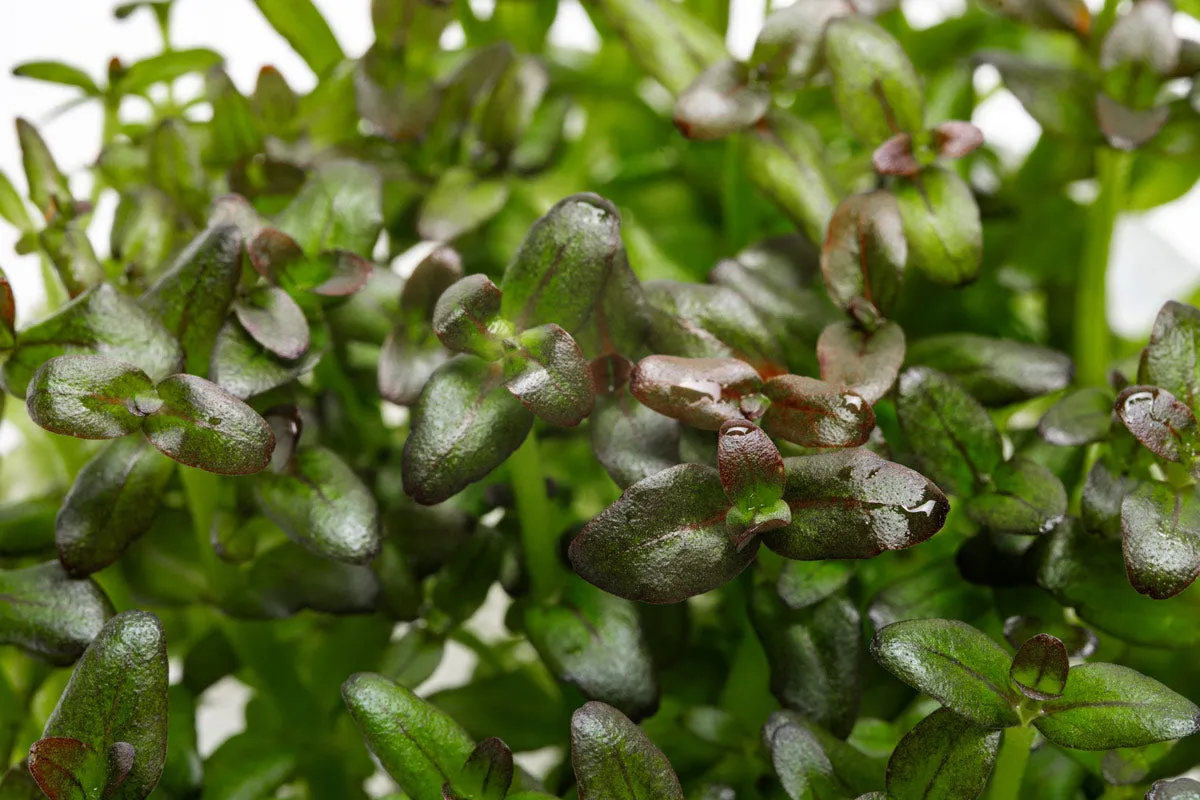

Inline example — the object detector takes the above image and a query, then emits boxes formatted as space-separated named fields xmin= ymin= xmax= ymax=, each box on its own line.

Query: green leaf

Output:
xmin=209 ymin=317 xmax=324 ymax=400
xmin=205 ymin=68 xmax=262 ymax=167
xmin=197 ymin=732 xmax=297 ymax=800
xmin=1140 ymin=300 xmax=1200 ymax=408
xmin=276 ymin=160 xmax=382 ymax=257
xmin=157 ymin=685 xmax=201 ymax=799
xmin=718 ymin=419 xmax=789 ymax=547
xmin=115 ymin=49 xmax=223 ymax=95
xmin=645 ymin=281 xmax=784 ymax=375
xmin=761 ymin=712 xmax=847 ymax=800
xmin=905 ymin=334 xmax=1074 ymax=406
xmin=42 ymin=611 xmax=168 ymax=800
xmin=379 ymin=332 xmax=450 ymax=408
xmin=1150 ymin=778 xmax=1200 ymax=799
xmin=0 ymin=169 xmax=34 ymax=232
xmin=0 ymin=561 xmax=112 ymax=665
xmin=978 ymin=52 xmax=1099 ymax=140
xmin=751 ymin=0 xmax=852 ymax=85
xmin=816 ymin=321 xmax=906 ymax=405
xmin=761 ymin=375 xmax=876 ymax=448
xmin=1121 ymin=481 xmax=1200 ymax=599
xmin=1036 ymin=662 xmax=1200 ymax=750
xmin=26 ymin=355 xmax=157 ymax=439
xmin=777 ymin=560 xmax=855 ymax=611
xmin=897 ymin=367 xmax=1004 ymax=497
xmin=589 ymin=0 xmax=721 ymax=95
xmin=12 ymin=62 xmax=100 ymax=95
xmin=141 ymin=224 xmax=243 ymax=376
xmin=232 ymin=285 xmax=310 ymax=360
xmin=0 ymin=496 xmax=58 ymax=556
xmin=1115 ymin=385 xmax=1199 ymax=463
xmin=433 ymin=274 xmax=505 ymax=360
xmin=111 ymin=190 xmax=175 ymax=275
xmin=868 ymin=559 xmax=991 ymax=630
xmin=254 ymin=446 xmax=380 ymax=564
xmin=824 ymin=17 xmax=924 ymax=144
xmin=418 ymin=168 xmax=510 ymax=243
xmin=871 ymin=618 xmax=1020 ymax=729
xmin=1010 ymin=633 xmax=1069 ymax=701
xmin=343 ymin=672 xmax=475 ymax=800
xmin=526 ymin=577 xmax=659 ymax=720
xmin=673 ymin=60 xmax=770 ymax=141
xmin=763 ymin=449 xmax=949 ymax=559
xmin=16 ymin=118 xmax=72 ymax=219
xmin=569 ymin=464 xmax=757 ymax=603
xmin=1039 ymin=387 xmax=1114 ymax=446
xmin=0 ymin=763 xmax=44 ymax=799
xmin=1100 ymin=0 xmax=1179 ymax=74
xmin=428 ymin=669 xmax=568 ymax=754
xmin=967 ymin=457 xmax=1068 ymax=536
xmin=251 ymin=0 xmax=343 ymax=77
xmin=885 ymin=708 xmax=1000 ymax=800
xmin=751 ymin=588 xmax=862 ymax=739
xmin=892 ymin=167 xmax=982 ymax=287
xmin=28 ymin=737 xmax=107 ymax=800
xmin=428 ymin=526 xmax=505 ymax=627
xmin=571 ymin=701 xmax=684 ymax=800
xmin=39 ymin=223 xmax=105 ymax=298
xmin=630 ymin=355 xmax=763 ymax=430
xmin=820 ymin=191 xmax=907 ymax=321
xmin=57 ymin=437 xmax=175 ymax=577
xmin=475 ymin=56 xmax=548 ymax=169
xmin=142 ymin=374 xmax=275 ymax=475
xmin=222 ymin=540 xmax=380 ymax=618
xmin=590 ymin=383 xmax=681 ymax=489
xmin=448 ymin=738 xmax=513 ymax=800
xmin=500 ymin=193 xmax=623 ymax=334
xmin=504 ymin=324 xmax=595 ymax=427
xmin=403 ymin=356 xmax=533 ymax=505
xmin=743 ymin=112 xmax=839 ymax=243
xmin=147 ymin=120 xmax=208 ymax=222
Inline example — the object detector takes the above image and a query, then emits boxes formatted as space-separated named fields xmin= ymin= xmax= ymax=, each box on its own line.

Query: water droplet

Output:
xmin=724 ymin=425 xmax=750 ymax=437
xmin=903 ymin=499 xmax=939 ymax=516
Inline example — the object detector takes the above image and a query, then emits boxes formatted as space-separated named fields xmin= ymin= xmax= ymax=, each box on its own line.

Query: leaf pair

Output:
xmin=27 ymin=354 xmax=275 ymax=475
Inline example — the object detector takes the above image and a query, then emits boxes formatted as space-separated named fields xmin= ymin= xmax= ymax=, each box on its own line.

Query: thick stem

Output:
xmin=510 ymin=433 xmax=561 ymax=602
xmin=987 ymin=724 xmax=1036 ymax=800
xmin=1074 ymin=147 xmax=1130 ymax=386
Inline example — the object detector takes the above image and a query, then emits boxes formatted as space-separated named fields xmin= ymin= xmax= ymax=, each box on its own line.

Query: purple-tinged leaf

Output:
xmin=906 ymin=333 xmax=1073 ymax=405
xmin=0 ymin=265 xmax=14 ymax=350
xmin=1010 ymin=633 xmax=1069 ymax=700
xmin=763 ymin=449 xmax=949 ymax=560
xmin=931 ymin=121 xmax=984 ymax=159
xmin=403 ymin=356 xmax=533 ymax=505
xmin=892 ymin=166 xmax=982 ymax=287
xmin=26 ymin=355 xmax=157 ymax=440
xmin=400 ymin=246 xmax=463 ymax=319
xmin=433 ymin=273 xmax=505 ymax=360
xmin=1096 ymin=94 xmax=1170 ymax=151
xmin=264 ymin=405 xmax=302 ymax=473
xmin=824 ymin=17 xmax=924 ymax=144
xmin=590 ymin=385 xmax=681 ymax=489
xmin=0 ymin=561 xmax=112 ymax=665
xmin=570 ymin=701 xmax=684 ymax=800
xmin=143 ymin=374 xmax=275 ymax=475
xmin=630 ymin=355 xmax=763 ymax=430
xmin=1039 ymin=387 xmax=1113 ymax=446
xmin=817 ymin=321 xmax=905 ymax=404
xmin=208 ymin=193 xmax=262 ymax=239
xmin=885 ymin=709 xmax=1000 ymax=800
xmin=1121 ymin=481 xmax=1200 ymax=599
xmin=378 ymin=332 xmax=449 ymax=408
xmin=673 ymin=60 xmax=770 ymax=141
xmin=1139 ymin=300 xmax=1200 ymax=408
xmin=28 ymin=737 xmax=104 ymax=800
xmin=1115 ymin=384 xmax=1198 ymax=463
xmin=569 ymin=464 xmax=755 ymax=604
xmin=1100 ymin=0 xmax=1179 ymax=74
xmin=967 ymin=457 xmax=1068 ymax=536
xmin=1002 ymin=615 xmax=1097 ymax=660
xmin=760 ymin=375 xmax=875 ymax=448
xmin=504 ymin=323 xmax=595 ymax=427
xmin=309 ymin=251 xmax=373 ymax=296
xmin=821 ymin=191 xmax=906 ymax=320
xmin=233 ymin=285 xmax=310 ymax=360
xmin=872 ymin=134 xmax=919 ymax=176
xmin=978 ymin=0 xmax=1091 ymax=34
xmin=248 ymin=228 xmax=303 ymax=284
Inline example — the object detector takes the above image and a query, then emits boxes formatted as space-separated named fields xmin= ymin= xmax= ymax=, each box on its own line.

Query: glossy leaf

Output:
xmin=41 ymin=611 xmax=168 ymax=800
xmin=673 ymin=60 xmax=770 ymax=141
xmin=763 ymin=449 xmax=949 ymax=560
xmin=743 ymin=112 xmax=839 ymax=243
xmin=718 ymin=419 xmax=789 ymax=548
xmin=209 ymin=317 xmax=324 ymax=400
xmin=897 ymin=367 xmax=1004 ymax=497
xmin=26 ymin=355 xmax=157 ymax=439
xmin=57 ymin=438 xmax=175 ymax=577
xmin=275 ymin=160 xmax=382 ymax=257
xmin=142 ymin=373 xmax=275 ymax=475
xmin=885 ymin=709 xmax=1000 ymax=800
xmin=630 ymin=355 xmax=763 ymax=430
xmin=233 ymin=285 xmax=310 ymax=360
xmin=222 ymin=541 xmax=380 ymax=619
xmin=644 ymin=281 xmax=784 ymax=374
xmin=1121 ymin=482 xmax=1200 ymax=599
xmin=1150 ymin=778 xmax=1200 ymax=799
xmin=570 ymin=701 xmax=683 ymax=800
xmin=871 ymin=618 xmax=1020 ymax=729
xmin=1115 ymin=385 xmax=1199 ymax=463
xmin=140 ymin=224 xmax=243 ymax=376
xmin=39 ymin=224 xmax=105 ymax=298
xmin=251 ymin=0 xmax=343 ymax=77
xmin=343 ymin=672 xmax=475 ymax=800
xmin=418 ymin=168 xmax=510 ymax=243
xmin=816 ymin=321 xmax=906 ymax=404
xmin=590 ymin=385 xmax=681 ymax=489
xmin=1011 ymin=633 xmax=1069 ymax=701
xmin=526 ymin=578 xmax=659 ymax=720
xmin=1141 ymin=300 xmax=1200 ymax=408
xmin=504 ymin=323 xmax=596 ymax=427
xmin=12 ymin=61 xmax=100 ymax=94
xmin=761 ymin=375 xmax=875 ymax=448
xmin=906 ymin=334 xmax=1074 ymax=406
xmin=1039 ymin=387 xmax=1113 ymax=446
xmin=932 ymin=121 xmax=985 ymax=160
xmin=569 ymin=464 xmax=757 ymax=603
xmin=892 ymin=167 xmax=982 ymax=287
xmin=821 ymin=191 xmax=906 ymax=319
xmin=589 ymin=0 xmax=721 ymax=95
xmin=403 ymin=356 xmax=533 ymax=505
xmin=254 ymin=446 xmax=381 ymax=564
xmin=475 ymin=56 xmax=548 ymax=169
xmin=500 ymin=193 xmax=622 ymax=334
xmin=752 ymin=0 xmax=853 ymax=84
xmin=824 ymin=17 xmax=924 ymax=144
xmin=27 ymin=737 xmax=106 ymax=800
xmin=449 ymin=739 xmax=513 ymax=800
xmin=432 ymin=274 xmax=505 ymax=360
xmin=1 ymin=283 xmax=183 ymax=399
xmin=761 ymin=713 xmax=846 ymax=800
xmin=968 ymin=457 xmax=1068 ymax=536
xmin=0 ymin=561 xmax=112 ymax=665
xmin=1036 ymin=663 xmax=1200 ymax=749
xmin=873 ymin=133 xmax=920 ymax=177
xmin=1100 ymin=0 xmax=1179 ymax=74
xmin=777 ymin=560 xmax=855 ymax=611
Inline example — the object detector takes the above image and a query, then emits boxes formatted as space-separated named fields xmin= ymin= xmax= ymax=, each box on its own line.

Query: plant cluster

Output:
xmin=4 ymin=0 xmax=1200 ymax=798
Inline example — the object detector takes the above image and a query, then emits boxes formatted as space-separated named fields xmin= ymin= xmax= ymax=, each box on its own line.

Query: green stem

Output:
xmin=510 ymin=433 xmax=560 ymax=602
xmin=987 ymin=724 xmax=1036 ymax=800
xmin=1074 ymin=147 xmax=1130 ymax=386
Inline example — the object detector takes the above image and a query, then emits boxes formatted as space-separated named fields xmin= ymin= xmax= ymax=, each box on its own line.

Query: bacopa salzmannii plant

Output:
xmin=4 ymin=0 xmax=1200 ymax=797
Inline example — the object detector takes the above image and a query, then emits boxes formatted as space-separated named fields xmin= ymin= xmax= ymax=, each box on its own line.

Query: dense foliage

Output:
xmin=4 ymin=0 xmax=1200 ymax=797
